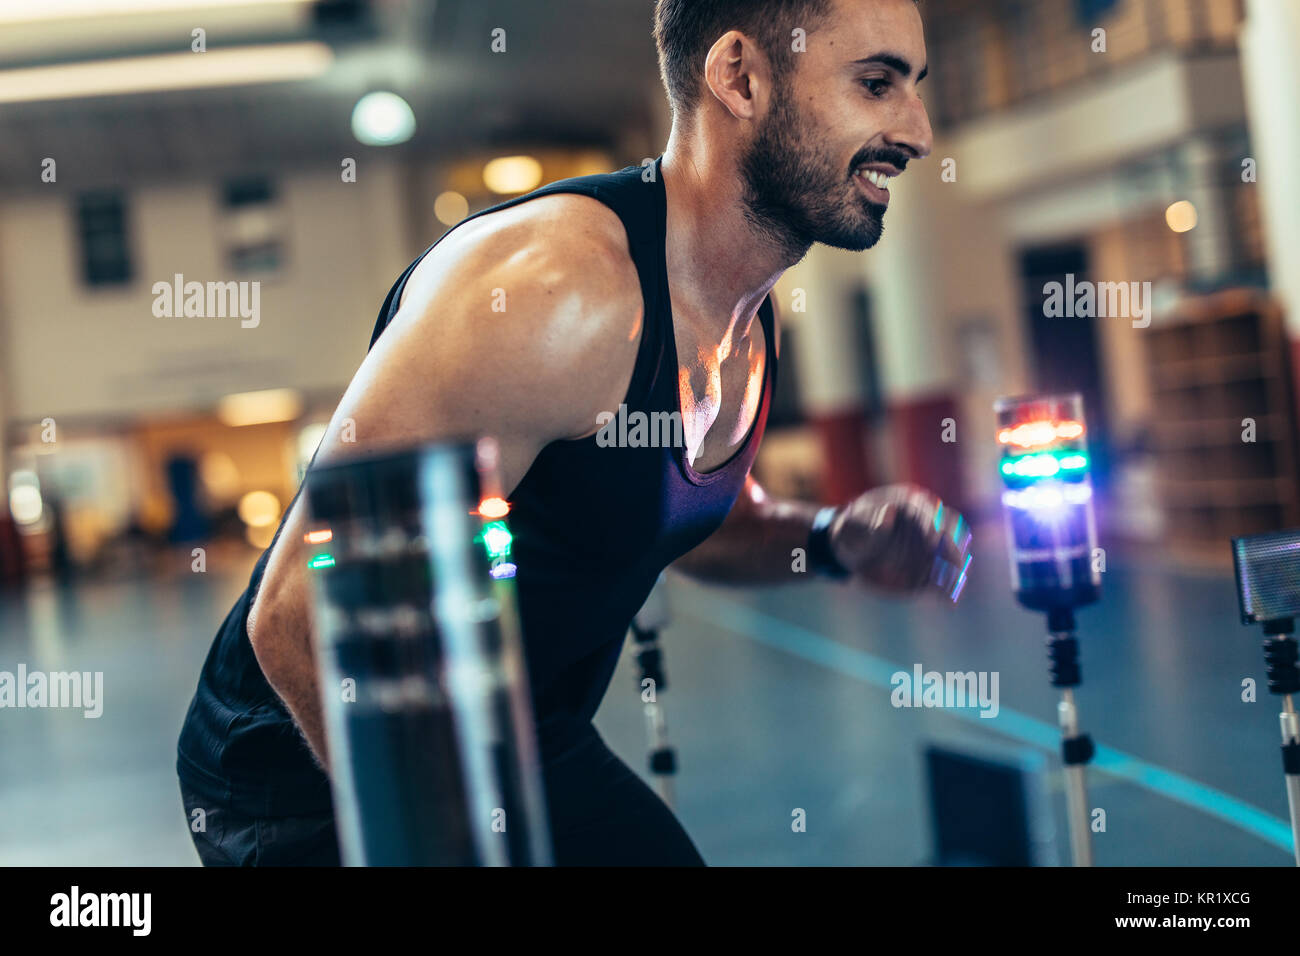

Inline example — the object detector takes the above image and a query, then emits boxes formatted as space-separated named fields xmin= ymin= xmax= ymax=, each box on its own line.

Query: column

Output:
xmin=870 ymin=170 xmax=968 ymax=512
xmin=1239 ymin=0 xmax=1300 ymax=414
xmin=783 ymin=248 xmax=876 ymax=503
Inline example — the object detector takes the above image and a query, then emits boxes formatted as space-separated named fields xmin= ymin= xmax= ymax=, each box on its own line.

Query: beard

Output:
xmin=739 ymin=81 xmax=896 ymax=260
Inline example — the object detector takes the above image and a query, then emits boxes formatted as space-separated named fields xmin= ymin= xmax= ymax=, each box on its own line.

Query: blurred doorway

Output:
xmin=1018 ymin=243 xmax=1111 ymax=491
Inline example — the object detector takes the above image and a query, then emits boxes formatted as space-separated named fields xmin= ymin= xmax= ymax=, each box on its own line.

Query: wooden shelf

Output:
xmin=1148 ymin=351 xmax=1272 ymax=390
xmin=1156 ymin=475 xmax=1293 ymax=507
xmin=1147 ymin=415 xmax=1290 ymax=449
xmin=1144 ymin=289 xmax=1300 ymax=548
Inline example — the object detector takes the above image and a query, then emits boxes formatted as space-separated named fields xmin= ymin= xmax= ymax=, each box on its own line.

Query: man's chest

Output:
xmin=673 ymin=313 xmax=769 ymax=475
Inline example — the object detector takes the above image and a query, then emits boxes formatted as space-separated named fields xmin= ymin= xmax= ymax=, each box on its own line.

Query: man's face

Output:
xmin=741 ymin=0 xmax=933 ymax=254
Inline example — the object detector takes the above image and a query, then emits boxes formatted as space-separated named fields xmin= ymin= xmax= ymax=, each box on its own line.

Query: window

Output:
xmin=76 ymin=192 xmax=133 ymax=287
xmin=220 ymin=176 xmax=285 ymax=274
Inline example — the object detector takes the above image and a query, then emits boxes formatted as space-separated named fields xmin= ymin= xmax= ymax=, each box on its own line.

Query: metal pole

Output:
xmin=1280 ymin=695 xmax=1300 ymax=866
xmin=645 ymin=700 xmax=675 ymax=808
xmin=1058 ymin=688 xmax=1094 ymax=867
xmin=631 ymin=575 xmax=677 ymax=807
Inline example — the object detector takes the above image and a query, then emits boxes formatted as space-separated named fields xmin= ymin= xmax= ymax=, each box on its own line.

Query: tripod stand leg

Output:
xmin=632 ymin=576 xmax=677 ymax=810
xmin=644 ymin=699 xmax=676 ymax=810
xmin=1063 ymin=765 xmax=1093 ymax=867
xmin=1059 ymin=689 xmax=1094 ymax=867
xmin=1284 ymin=774 xmax=1300 ymax=867
xmin=1280 ymin=698 xmax=1300 ymax=866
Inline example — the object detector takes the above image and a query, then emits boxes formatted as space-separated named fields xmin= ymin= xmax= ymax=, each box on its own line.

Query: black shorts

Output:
xmin=179 ymin=724 xmax=704 ymax=867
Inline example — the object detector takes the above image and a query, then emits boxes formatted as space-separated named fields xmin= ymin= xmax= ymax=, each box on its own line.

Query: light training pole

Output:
xmin=303 ymin=439 xmax=552 ymax=866
xmin=1231 ymin=528 xmax=1300 ymax=865
xmin=995 ymin=393 xmax=1102 ymax=867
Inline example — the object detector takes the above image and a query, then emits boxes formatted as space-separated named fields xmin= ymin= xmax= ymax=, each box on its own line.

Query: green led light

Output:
xmin=480 ymin=521 xmax=513 ymax=560
xmin=1001 ymin=450 xmax=1089 ymax=480
xmin=1003 ymin=453 xmax=1059 ymax=478
xmin=308 ymin=553 xmax=335 ymax=569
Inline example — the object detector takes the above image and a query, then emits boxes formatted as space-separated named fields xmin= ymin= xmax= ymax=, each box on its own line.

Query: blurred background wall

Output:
xmin=2 ymin=0 xmax=1294 ymax=582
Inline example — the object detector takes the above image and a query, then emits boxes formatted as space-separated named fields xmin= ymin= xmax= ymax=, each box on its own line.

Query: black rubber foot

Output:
xmin=649 ymin=748 xmax=676 ymax=775
xmin=1063 ymin=733 xmax=1095 ymax=766
xmin=1263 ymin=637 xmax=1300 ymax=695
xmin=1047 ymin=635 xmax=1082 ymax=687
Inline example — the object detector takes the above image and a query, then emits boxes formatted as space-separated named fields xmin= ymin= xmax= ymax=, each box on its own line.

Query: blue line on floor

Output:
xmin=683 ymin=590 xmax=1294 ymax=856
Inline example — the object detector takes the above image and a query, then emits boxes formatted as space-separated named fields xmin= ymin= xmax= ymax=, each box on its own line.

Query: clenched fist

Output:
xmin=828 ymin=484 xmax=973 ymax=599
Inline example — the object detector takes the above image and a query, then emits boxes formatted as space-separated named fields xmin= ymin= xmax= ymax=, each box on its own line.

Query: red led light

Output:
xmin=998 ymin=420 xmax=1085 ymax=448
xmin=1056 ymin=421 xmax=1084 ymax=439
xmin=477 ymin=496 xmax=510 ymax=519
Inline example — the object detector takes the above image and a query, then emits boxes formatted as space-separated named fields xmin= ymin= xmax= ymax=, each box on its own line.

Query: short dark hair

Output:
xmin=653 ymin=0 xmax=835 ymax=114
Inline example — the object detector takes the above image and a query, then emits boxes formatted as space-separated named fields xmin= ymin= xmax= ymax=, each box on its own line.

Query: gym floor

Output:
xmin=0 ymin=524 xmax=1292 ymax=866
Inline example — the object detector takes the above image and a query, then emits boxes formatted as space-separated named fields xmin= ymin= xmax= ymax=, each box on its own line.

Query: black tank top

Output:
xmin=177 ymin=159 xmax=778 ymax=816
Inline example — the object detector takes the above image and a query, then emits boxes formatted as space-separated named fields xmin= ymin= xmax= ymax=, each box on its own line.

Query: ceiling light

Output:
xmin=483 ymin=156 xmax=543 ymax=195
xmin=351 ymin=91 xmax=416 ymax=146
xmin=217 ymin=388 xmax=303 ymax=427
xmin=1165 ymin=200 xmax=1198 ymax=233
xmin=0 ymin=0 xmax=312 ymax=24
xmin=0 ymin=42 xmax=332 ymax=105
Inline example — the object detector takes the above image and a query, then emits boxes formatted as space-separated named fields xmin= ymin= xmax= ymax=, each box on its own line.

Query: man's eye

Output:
xmin=860 ymin=78 xmax=891 ymax=97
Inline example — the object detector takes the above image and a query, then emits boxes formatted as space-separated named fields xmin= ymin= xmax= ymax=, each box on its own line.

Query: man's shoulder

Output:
xmin=400 ymin=192 xmax=639 ymax=323
xmin=403 ymin=190 xmax=645 ymax=350
xmin=386 ymin=189 xmax=649 ymax=444
xmin=441 ymin=191 xmax=638 ymax=292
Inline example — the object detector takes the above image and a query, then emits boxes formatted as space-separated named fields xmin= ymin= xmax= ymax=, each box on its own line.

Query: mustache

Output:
xmin=849 ymin=148 xmax=912 ymax=174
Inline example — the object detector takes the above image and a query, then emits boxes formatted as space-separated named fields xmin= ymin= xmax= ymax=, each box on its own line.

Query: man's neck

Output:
xmin=660 ymin=132 xmax=807 ymax=352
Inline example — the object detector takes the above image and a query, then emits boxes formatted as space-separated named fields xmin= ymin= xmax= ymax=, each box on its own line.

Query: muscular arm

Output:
xmin=247 ymin=195 xmax=644 ymax=771
xmin=674 ymin=475 xmax=974 ymax=595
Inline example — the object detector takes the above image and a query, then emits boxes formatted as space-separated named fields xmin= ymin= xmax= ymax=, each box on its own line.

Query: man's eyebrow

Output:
xmin=852 ymin=52 xmax=928 ymax=83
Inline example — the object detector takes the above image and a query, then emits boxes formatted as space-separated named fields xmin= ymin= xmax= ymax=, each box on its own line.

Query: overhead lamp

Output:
xmin=0 ymin=42 xmax=332 ymax=105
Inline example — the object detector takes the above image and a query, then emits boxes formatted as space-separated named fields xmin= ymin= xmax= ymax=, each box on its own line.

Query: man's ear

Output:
xmin=703 ymin=30 xmax=772 ymax=121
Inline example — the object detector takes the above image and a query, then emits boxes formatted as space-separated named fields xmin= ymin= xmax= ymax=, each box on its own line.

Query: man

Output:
xmin=177 ymin=0 xmax=971 ymax=866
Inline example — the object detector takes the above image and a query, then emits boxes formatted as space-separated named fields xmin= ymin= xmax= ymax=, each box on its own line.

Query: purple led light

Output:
xmin=1001 ymin=483 xmax=1092 ymax=511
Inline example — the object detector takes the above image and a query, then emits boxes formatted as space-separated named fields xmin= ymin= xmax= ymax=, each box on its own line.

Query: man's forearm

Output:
xmin=673 ymin=478 xmax=821 ymax=584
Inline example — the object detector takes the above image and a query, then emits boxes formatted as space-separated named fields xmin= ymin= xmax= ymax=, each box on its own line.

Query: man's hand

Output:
xmin=829 ymin=484 xmax=973 ymax=599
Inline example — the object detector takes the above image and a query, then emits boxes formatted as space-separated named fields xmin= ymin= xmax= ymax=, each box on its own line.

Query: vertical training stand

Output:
xmin=303 ymin=440 xmax=552 ymax=866
xmin=1232 ymin=529 xmax=1300 ymax=865
xmin=996 ymin=393 xmax=1102 ymax=867
xmin=1046 ymin=607 xmax=1095 ymax=868
xmin=1263 ymin=623 xmax=1300 ymax=865
xmin=630 ymin=575 xmax=677 ymax=808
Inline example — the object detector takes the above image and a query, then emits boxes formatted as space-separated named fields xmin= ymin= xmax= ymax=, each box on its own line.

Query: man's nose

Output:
xmin=886 ymin=92 xmax=933 ymax=161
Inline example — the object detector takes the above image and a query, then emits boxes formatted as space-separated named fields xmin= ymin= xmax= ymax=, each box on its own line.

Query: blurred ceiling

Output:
xmin=0 ymin=0 xmax=663 ymax=193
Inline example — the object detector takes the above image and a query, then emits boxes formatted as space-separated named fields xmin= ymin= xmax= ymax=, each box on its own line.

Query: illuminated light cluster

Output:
xmin=304 ymin=529 xmax=333 ymax=545
xmin=308 ymin=553 xmax=336 ymax=570
xmin=1001 ymin=451 xmax=1090 ymax=479
xmin=490 ymin=562 xmax=518 ymax=580
xmin=997 ymin=420 xmax=1085 ymax=449
xmin=1002 ymin=484 xmax=1093 ymax=511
